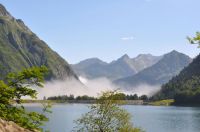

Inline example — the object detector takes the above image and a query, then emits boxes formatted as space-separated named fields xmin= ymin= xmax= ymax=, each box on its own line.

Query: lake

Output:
xmin=25 ymin=104 xmax=200 ymax=132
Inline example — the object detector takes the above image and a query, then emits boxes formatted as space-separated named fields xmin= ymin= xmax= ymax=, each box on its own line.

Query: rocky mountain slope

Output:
xmin=115 ymin=50 xmax=192 ymax=89
xmin=72 ymin=54 xmax=161 ymax=80
xmin=0 ymin=4 xmax=77 ymax=80
xmin=131 ymin=54 xmax=162 ymax=73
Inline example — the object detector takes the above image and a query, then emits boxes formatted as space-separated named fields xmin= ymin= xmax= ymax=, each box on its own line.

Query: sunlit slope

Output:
xmin=0 ymin=4 xmax=77 ymax=80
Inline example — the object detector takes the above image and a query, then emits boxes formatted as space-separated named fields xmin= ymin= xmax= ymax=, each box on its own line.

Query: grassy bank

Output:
xmin=21 ymin=99 xmax=65 ymax=104
xmin=21 ymin=99 xmax=144 ymax=105
xmin=148 ymin=99 xmax=174 ymax=106
xmin=22 ymin=99 xmax=181 ymax=106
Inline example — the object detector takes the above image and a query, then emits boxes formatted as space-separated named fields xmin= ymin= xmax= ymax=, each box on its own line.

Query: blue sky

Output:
xmin=1 ymin=0 xmax=200 ymax=63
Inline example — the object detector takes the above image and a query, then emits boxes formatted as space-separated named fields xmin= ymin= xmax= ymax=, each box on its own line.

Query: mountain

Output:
xmin=131 ymin=54 xmax=162 ymax=73
xmin=153 ymin=53 xmax=200 ymax=103
xmin=0 ymin=4 xmax=77 ymax=80
xmin=72 ymin=58 xmax=108 ymax=79
xmin=115 ymin=50 xmax=192 ymax=89
xmin=72 ymin=54 xmax=161 ymax=80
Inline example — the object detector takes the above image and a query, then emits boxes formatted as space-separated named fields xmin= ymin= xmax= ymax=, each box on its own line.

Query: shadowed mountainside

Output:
xmin=115 ymin=50 xmax=192 ymax=89
xmin=154 ymin=52 xmax=200 ymax=101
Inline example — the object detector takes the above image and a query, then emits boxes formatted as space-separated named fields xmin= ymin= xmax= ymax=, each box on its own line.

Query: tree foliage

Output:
xmin=47 ymin=93 xmax=147 ymax=101
xmin=48 ymin=95 xmax=96 ymax=101
xmin=187 ymin=32 xmax=200 ymax=46
xmin=0 ymin=66 xmax=51 ymax=131
xmin=73 ymin=91 xmax=142 ymax=132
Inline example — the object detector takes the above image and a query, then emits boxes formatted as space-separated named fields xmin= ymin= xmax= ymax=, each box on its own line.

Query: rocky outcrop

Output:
xmin=0 ymin=119 xmax=33 ymax=132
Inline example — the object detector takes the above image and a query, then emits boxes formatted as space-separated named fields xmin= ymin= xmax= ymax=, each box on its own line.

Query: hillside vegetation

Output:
xmin=154 ymin=32 xmax=200 ymax=105
xmin=0 ymin=4 xmax=77 ymax=80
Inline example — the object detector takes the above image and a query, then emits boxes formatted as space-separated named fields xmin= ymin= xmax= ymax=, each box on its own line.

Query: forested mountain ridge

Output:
xmin=153 ymin=53 xmax=200 ymax=103
xmin=0 ymin=4 xmax=78 ymax=80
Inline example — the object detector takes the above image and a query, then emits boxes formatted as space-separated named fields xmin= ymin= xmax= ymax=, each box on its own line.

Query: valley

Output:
xmin=0 ymin=1 xmax=200 ymax=132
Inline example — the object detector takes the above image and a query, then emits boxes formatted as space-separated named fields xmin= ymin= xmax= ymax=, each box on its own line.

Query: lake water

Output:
xmin=25 ymin=104 xmax=200 ymax=132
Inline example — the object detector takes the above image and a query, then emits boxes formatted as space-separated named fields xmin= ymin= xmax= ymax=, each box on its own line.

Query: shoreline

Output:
xmin=21 ymin=99 xmax=200 ymax=107
xmin=21 ymin=99 xmax=144 ymax=105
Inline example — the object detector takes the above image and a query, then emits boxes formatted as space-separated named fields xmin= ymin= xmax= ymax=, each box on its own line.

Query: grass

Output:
xmin=149 ymin=99 xmax=174 ymax=106
xmin=20 ymin=99 xmax=66 ymax=104
xmin=21 ymin=99 xmax=176 ymax=106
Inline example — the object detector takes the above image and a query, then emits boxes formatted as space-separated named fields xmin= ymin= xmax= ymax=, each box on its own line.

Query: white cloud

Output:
xmin=120 ymin=36 xmax=134 ymax=41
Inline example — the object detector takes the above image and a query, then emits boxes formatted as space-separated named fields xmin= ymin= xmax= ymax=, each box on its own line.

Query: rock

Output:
xmin=0 ymin=119 xmax=35 ymax=132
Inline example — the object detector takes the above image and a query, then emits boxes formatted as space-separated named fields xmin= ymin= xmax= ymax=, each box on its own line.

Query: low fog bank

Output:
xmin=37 ymin=77 xmax=115 ymax=99
xmin=36 ymin=76 xmax=161 ymax=99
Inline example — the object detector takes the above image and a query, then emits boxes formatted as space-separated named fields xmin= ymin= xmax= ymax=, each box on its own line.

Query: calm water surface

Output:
xmin=25 ymin=104 xmax=200 ymax=132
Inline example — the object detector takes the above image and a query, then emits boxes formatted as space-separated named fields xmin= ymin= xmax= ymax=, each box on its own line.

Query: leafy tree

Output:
xmin=48 ymin=95 xmax=96 ymax=101
xmin=123 ymin=94 xmax=139 ymax=100
xmin=0 ymin=66 xmax=51 ymax=131
xmin=187 ymin=32 xmax=200 ymax=47
xmin=133 ymin=94 xmax=139 ymax=100
xmin=73 ymin=91 xmax=142 ymax=132
xmin=139 ymin=95 xmax=148 ymax=101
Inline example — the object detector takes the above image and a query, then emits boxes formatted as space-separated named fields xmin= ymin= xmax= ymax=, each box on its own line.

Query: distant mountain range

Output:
xmin=72 ymin=50 xmax=192 ymax=89
xmin=0 ymin=4 xmax=77 ymax=80
xmin=115 ymin=50 xmax=192 ymax=89
xmin=72 ymin=54 xmax=162 ymax=80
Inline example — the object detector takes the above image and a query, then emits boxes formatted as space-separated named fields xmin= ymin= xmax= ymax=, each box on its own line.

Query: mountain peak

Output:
xmin=158 ymin=51 xmax=191 ymax=64
xmin=80 ymin=58 xmax=104 ymax=63
xmin=170 ymin=50 xmax=179 ymax=54
xmin=0 ymin=4 xmax=12 ymax=17
xmin=120 ymin=54 xmax=130 ymax=60
xmin=165 ymin=50 xmax=189 ymax=58
xmin=137 ymin=53 xmax=152 ymax=57
xmin=76 ymin=58 xmax=107 ymax=66
xmin=135 ymin=54 xmax=153 ymax=59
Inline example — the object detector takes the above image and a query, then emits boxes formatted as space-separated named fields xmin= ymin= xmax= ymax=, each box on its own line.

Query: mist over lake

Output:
xmin=1 ymin=1 xmax=200 ymax=132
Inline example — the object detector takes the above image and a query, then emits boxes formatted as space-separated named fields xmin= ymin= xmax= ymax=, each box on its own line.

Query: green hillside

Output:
xmin=0 ymin=4 xmax=77 ymax=80
xmin=154 ymin=53 xmax=200 ymax=104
